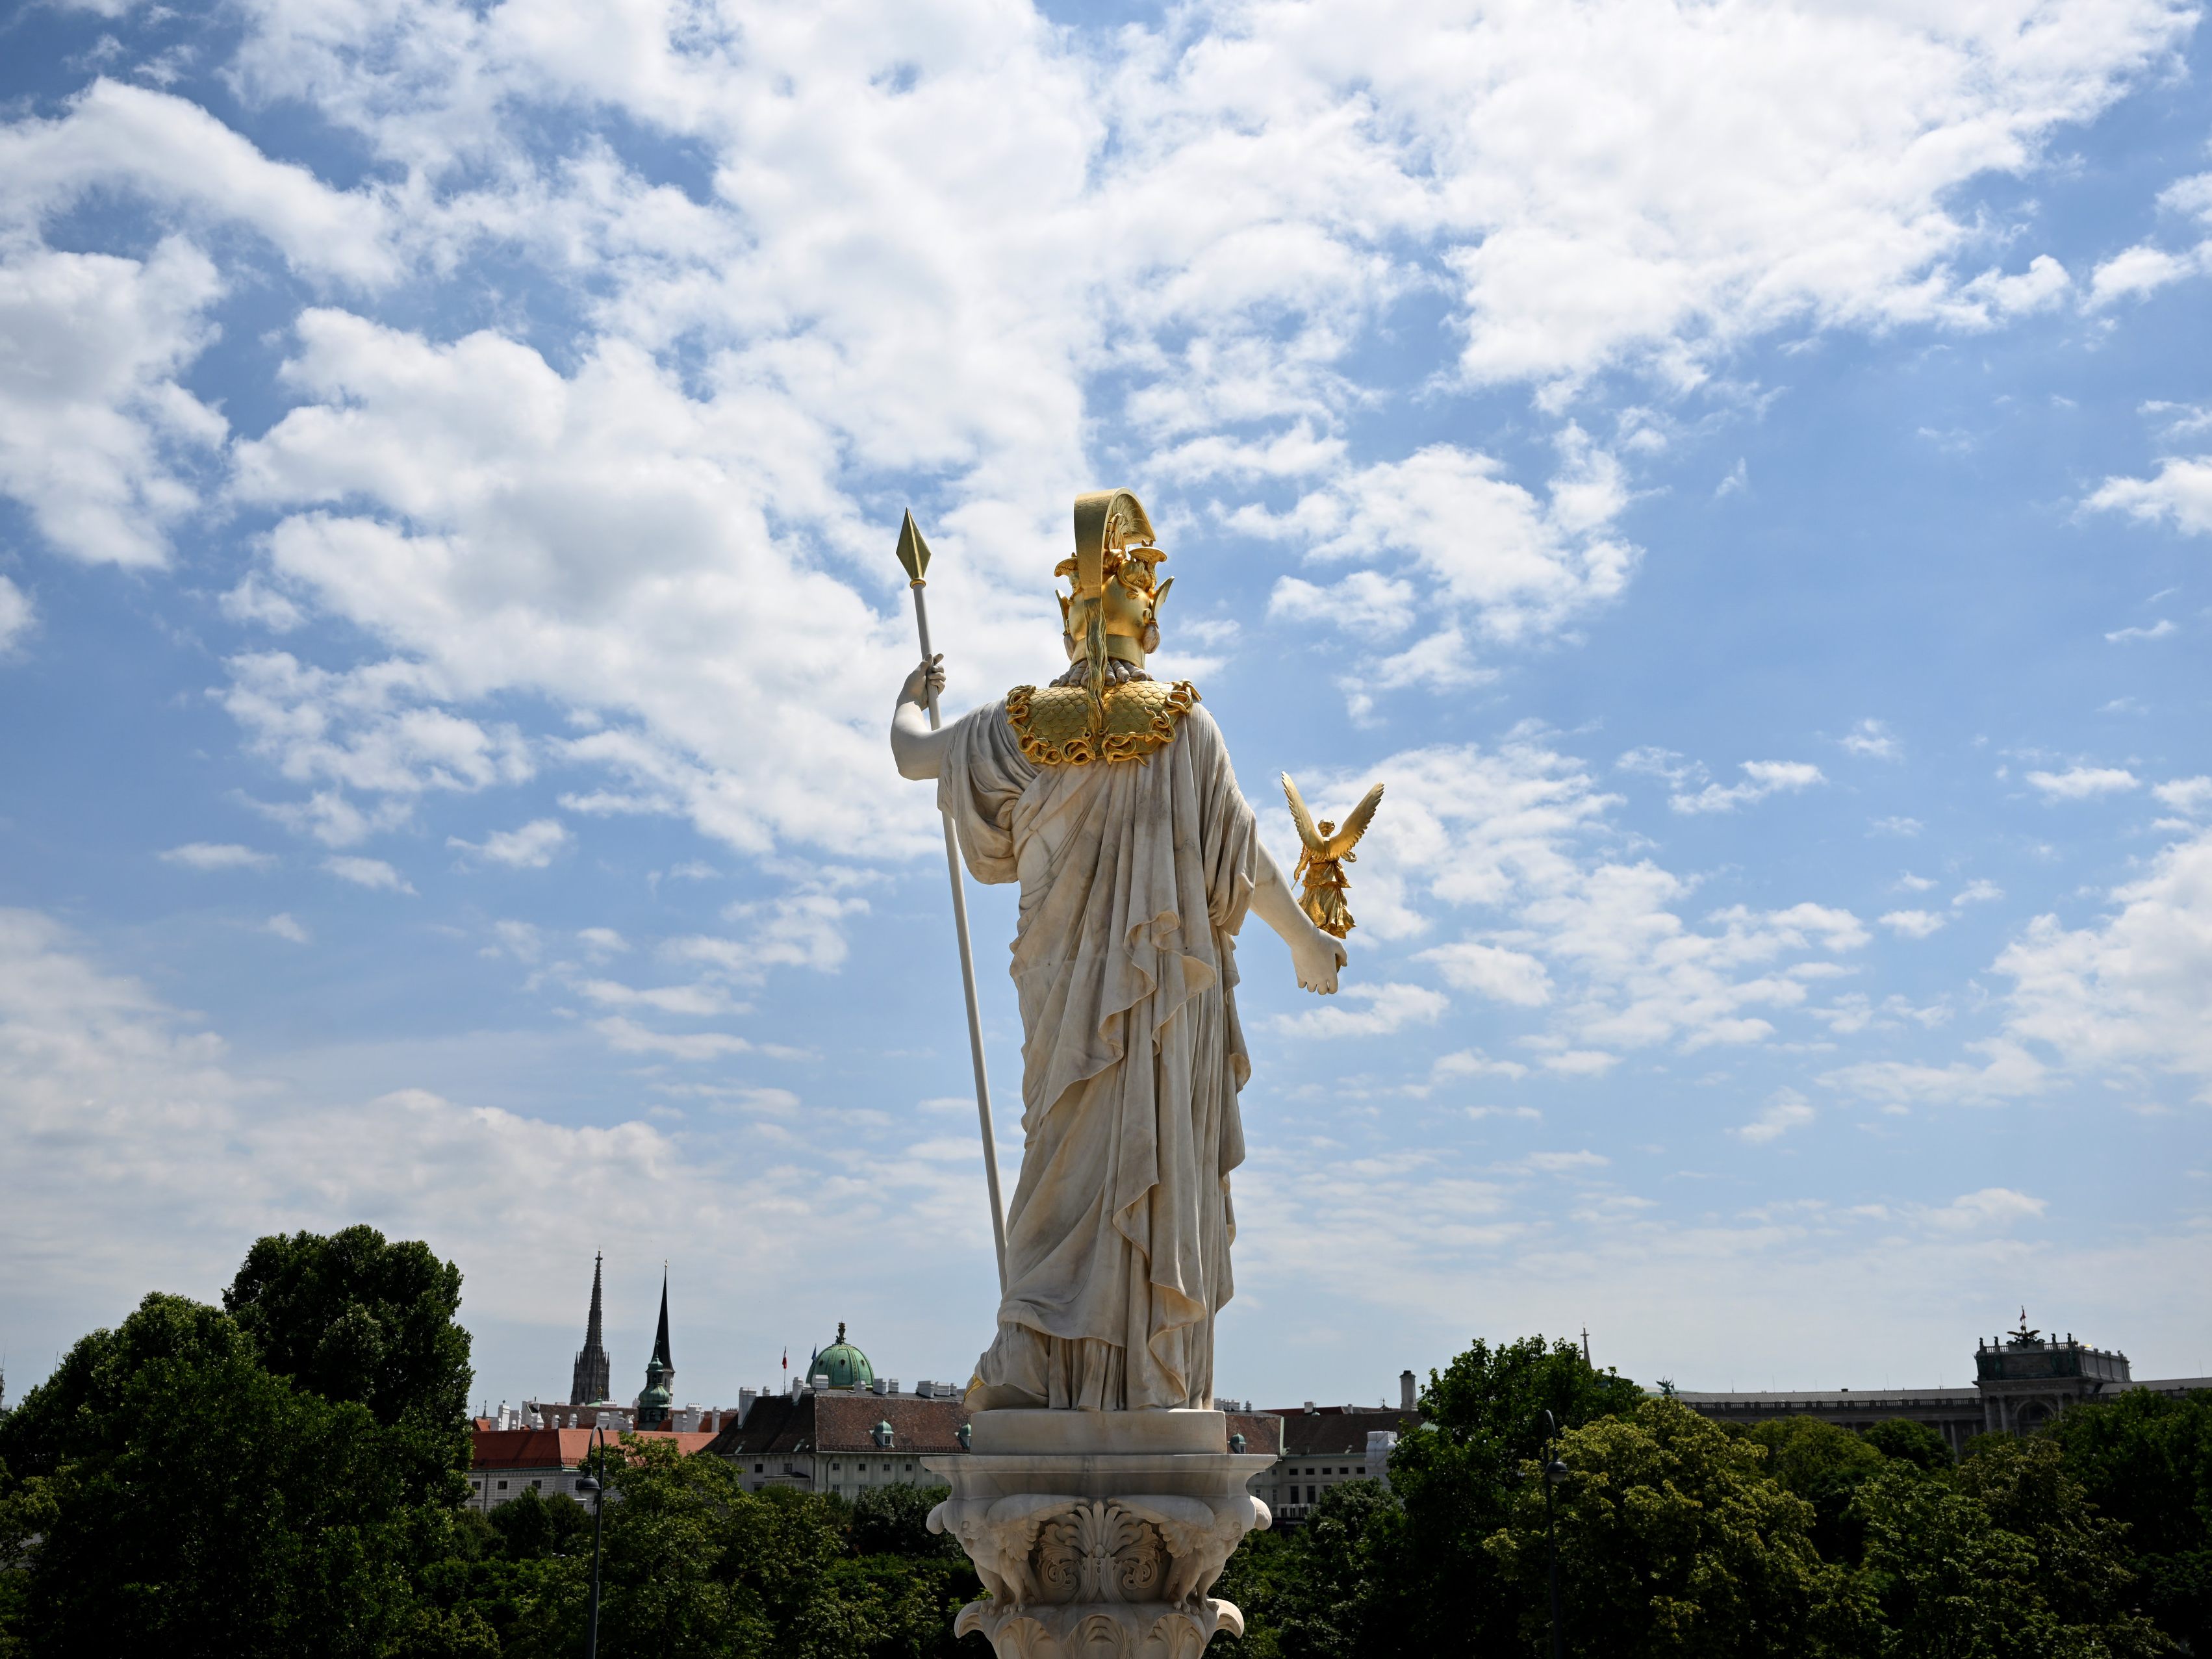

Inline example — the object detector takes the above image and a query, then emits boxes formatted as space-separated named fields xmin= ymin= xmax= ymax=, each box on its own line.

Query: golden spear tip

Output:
xmin=893 ymin=509 xmax=932 ymax=585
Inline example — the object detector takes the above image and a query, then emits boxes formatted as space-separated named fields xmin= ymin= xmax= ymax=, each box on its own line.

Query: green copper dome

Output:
xmin=809 ymin=1321 xmax=874 ymax=1391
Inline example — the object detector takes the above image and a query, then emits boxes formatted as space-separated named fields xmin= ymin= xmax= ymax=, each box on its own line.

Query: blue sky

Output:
xmin=3 ymin=0 xmax=2209 ymax=1414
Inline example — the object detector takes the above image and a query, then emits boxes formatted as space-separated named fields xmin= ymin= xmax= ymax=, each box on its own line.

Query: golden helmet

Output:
xmin=1058 ymin=488 xmax=1171 ymax=661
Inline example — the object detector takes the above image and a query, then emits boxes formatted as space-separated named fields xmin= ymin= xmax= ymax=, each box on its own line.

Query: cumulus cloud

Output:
xmin=322 ymin=855 xmax=413 ymax=893
xmin=1994 ymin=825 xmax=2212 ymax=1090
xmin=1273 ymin=981 xmax=1449 ymax=1039
xmin=1248 ymin=430 xmax=1638 ymax=662
xmin=262 ymin=913 xmax=311 ymax=944
xmin=2026 ymin=766 xmax=2141 ymax=800
xmin=2087 ymin=455 xmax=2212 ymax=538
xmin=0 ymin=0 xmax=2173 ymax=867
xmin=1838 ymin=719 xmax=1900 ymax=761
xmin=2105 ymin=619 xmax=2176 ymax=642
xmin=0 ymin=238 xmax=225 ymax=566
xmin=161 ymin=842 xmax=275 ymax=872
xmin=1735 ymin=1093 xmax=1815 ymax=1145
xmin=0 ymin=576 xmax=30 ymax=651
xmin=1881 ymin=909 xmax=1947 ymax=939
xmin=1291 ymin=733 xmax=1867 ymax=1056
xmin=1672 ymin=761 xmax=1825 ymax=815
xmin=451 ymin=818 xmax=569 ymax=869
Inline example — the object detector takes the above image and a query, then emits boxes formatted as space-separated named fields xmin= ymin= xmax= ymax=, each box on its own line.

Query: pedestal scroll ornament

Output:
xmin=887 ymin=489 xmax=1364 ymax=1658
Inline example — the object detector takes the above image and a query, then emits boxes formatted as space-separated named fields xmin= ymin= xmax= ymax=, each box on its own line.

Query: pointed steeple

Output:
xmin=569 ymin=1251 xmax=613 ymax=1407
xmin=637 ymin=1264 xmax=675 ymax=1430
xmin=652 ymin=1263 xmax=673 ymax=1378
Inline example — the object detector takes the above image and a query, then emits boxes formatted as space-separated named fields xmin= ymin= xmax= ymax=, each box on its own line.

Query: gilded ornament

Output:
xmin=1280 ymin=774 xmax=1384 ymax=939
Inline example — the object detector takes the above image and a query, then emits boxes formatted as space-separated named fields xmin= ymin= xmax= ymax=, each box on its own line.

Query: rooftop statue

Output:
xmin=890 ymin=489 xmax=1348 ymax=1413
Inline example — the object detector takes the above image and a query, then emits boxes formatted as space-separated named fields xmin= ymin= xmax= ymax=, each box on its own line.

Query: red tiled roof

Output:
xmin=469 ymin=1426 xmax=717 ymax=1471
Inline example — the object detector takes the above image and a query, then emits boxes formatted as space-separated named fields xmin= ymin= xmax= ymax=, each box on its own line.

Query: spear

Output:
xmin=895 ymin=510 xmax=1009 ymax=1293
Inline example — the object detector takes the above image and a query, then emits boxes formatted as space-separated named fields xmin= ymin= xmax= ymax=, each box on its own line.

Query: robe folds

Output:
xmin=940 ymin=697 xmax=1259 ymax=1412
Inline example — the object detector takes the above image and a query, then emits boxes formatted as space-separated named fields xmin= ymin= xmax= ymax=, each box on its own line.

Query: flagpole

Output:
xmin=895 ymin=511 xmax=1009 ymax=1295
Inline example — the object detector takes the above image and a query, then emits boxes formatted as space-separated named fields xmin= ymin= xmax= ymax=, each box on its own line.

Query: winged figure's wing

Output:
xmin=1323 ymin=783 xmax=1384 ymax=857
xmin=1280 ymin=773 xmax=1325 ymax=853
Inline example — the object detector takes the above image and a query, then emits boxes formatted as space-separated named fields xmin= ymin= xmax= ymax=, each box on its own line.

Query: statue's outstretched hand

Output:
xmin=1291 ymin=925 xmax=1347 ymax=995
xmin=902 ymin=653 xmax=946 ymax=707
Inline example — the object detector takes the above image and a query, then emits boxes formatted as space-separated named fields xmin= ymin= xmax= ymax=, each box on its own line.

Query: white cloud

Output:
xmin=1293 ymin=733 xmax=1866 ymax=1056
xmin=1417 ymin=941 xmax=1552 ymax=1007
xmin=0 ymin=80 xmax=398 ymax=286
xmin=590 ymin=1017 xmax=750 ymax=1061
xmin=1838 ymin=719 xmax=1900 ymax=761
xmin=262 ymin=913 xmax=311 ymax=944
xmin=322 ymin=855 xmax=413 ymax=893
xmin=1672 ymin=760 xmax=1825 ymax=815
xmin=1823 ymin=1038 xmax=2048 ymax=1108
xmin=1953 ymin=880 xmax=2004 ymax=908
xmin=1894 ymin=872 xmax=1937 ymax=893
xmin=161 ymin=842 xmax=275 ymax=872
xmin=0 ymin=238 xmax=225 ymax=566
xmin=1519 ymin=1150 xmax=1608 ymax=1175
xmin=1273 ymin=981 xmax=1449 ymax=1039
xmin=1923 ymin=1187 xmax=2047 ymax=1232
xmin=1994 ymin=825 xmax=2212 ymax=1090
xmin=1735 ymin=1093 xmax=1814 ymax=1145
xmin=451 ymin=818 xmax=570 ymax=869
xmin=1881 ymin=909 xmax=1947 ymax=939
xmin=2153 ymin=777 xmax=2212 ymax=815
xmin=2026 ymin=766 xmax=2141 ymax=800
xmin=1249 ymin=429 xmax=1638 ymax=660
xmin=2104 ymin=619 xmax=2175 ymax=642
xmin=2087 ymin=456 xmax=2212 ymax=538
xmin=3 ymin=0 xmax=2171 ymax=872
xmin=1870 ymin=817 xmax=1924 ymax=837
xmin=0 ymin=576 xmax=30 ymax=651
xmin=222 ymin=651 xmax=535 ymax=835
xmin=2087 ymin=242 xmax=2207 ymax=307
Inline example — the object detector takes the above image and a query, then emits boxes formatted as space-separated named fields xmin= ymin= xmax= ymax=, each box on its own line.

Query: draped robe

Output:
xmin=939 ymin=696 xmax=1259 ymax=1411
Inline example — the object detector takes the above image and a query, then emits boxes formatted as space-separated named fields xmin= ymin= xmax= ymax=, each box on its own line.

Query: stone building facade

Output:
xmin=1676 ymin=1317 xmax=2209 ymax=1452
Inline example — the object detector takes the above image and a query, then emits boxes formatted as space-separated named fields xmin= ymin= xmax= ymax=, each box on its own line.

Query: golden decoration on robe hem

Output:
xmin=1007 ymin=678 xmax=1201 ymax=766
xmin=1281 ymin=772 xmax=1384 ymax=939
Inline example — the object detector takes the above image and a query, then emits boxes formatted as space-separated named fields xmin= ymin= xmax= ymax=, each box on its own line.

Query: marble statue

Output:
xmin=891 ymin=489 xmax=1347 ymax=1417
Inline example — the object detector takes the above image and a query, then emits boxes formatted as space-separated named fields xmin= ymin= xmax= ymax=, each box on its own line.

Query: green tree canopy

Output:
xmin=1487 ymin=1396 xmax=1872 ymax=1658
xmin=0 ymin=1293 xmax=424 ymax=1659
xmin=2041 ymin=1388 xmax=2212 ymax=1653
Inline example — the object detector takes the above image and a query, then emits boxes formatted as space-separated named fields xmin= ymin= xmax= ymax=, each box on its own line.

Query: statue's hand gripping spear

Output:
xmin=894 ymin=511 xmax=1010 ymax=1294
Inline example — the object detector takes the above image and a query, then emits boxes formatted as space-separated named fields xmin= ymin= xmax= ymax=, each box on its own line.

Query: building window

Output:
xmin=754 ymin=1463 xmax=763 ymax=1473
xmin=498 ymin=1480 xmax=509 ymax=1490
xmin=531 ymin=1479 xmax=542 ymax=1488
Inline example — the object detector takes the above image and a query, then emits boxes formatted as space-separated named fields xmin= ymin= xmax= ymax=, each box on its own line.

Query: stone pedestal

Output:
xmin=924 ymin=1409 xmax=1274 ymax=1658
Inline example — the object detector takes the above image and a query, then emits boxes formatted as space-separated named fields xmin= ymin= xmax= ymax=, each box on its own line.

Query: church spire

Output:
xmin=652 ymin=1263 xmax=673 ymax=1384
xmin=569 ymin=1251 xmax=612 ymax=1407
xmin=637 ymin=1263 xmax=675 ymax=1430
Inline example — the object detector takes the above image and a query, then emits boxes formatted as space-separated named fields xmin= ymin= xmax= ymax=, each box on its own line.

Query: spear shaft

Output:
xmin=896 ymin=514 xmax=1008 ymax=1293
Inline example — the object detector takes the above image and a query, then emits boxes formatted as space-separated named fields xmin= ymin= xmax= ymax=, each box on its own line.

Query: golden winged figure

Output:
xmin=1281 ymin=773 xmax=1384 ymax=939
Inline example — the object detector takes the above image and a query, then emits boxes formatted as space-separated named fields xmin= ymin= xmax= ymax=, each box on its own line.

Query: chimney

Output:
xmin=1399 ymin=1370 xmax=1416 ymax=1412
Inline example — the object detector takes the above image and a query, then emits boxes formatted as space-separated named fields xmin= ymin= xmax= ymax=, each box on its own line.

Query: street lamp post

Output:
xmin=1542 ymin=1409 xmax=1568 ymax=1659
xmin=576 ymin=1423 xmax=608 ymax=1659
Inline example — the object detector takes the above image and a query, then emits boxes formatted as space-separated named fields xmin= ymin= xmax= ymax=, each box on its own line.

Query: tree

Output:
xmin=0 ymin=1293 xmax=424 ymax=1658
xmin=224 ymin=1225 xmax=473 ymax=1502
xmin=1264 ymin=1480 xmax=1404 ymax=1659
xmin=1384 ymin=1334 xmax=1644 ymax=1656
xmin=1862 ymin=1417 xmax=1953 ymax=1472
xmin=847 ymin=1482 xmax=961 ymax=1562
xmin=2042 ymin=1389 xmax=2212 ymax=1654
xmin=1746 ymin=1417 xmax=1888 ymax=1564
xmin=1486 ymin=1397 xmax=1872 ymax=1658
